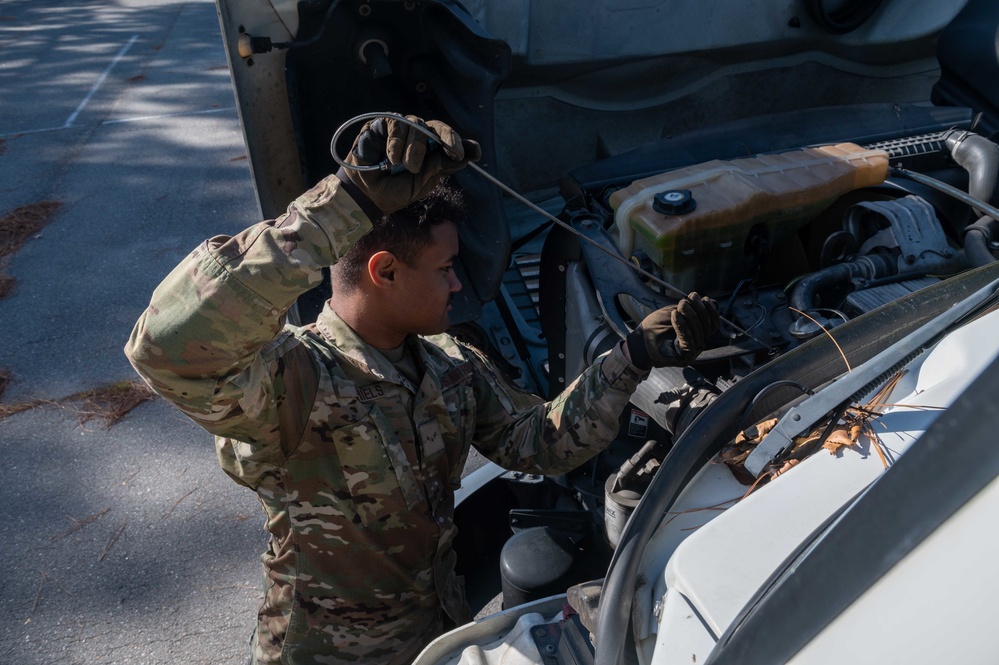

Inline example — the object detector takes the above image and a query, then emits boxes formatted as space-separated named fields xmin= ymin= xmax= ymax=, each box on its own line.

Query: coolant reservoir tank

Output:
xmin=609 ymin=143 xmax=889 ymax=294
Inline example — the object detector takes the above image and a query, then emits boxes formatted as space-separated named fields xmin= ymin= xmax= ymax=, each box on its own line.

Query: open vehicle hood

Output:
xmin=214 ymin=0 xmax=987 ymax=322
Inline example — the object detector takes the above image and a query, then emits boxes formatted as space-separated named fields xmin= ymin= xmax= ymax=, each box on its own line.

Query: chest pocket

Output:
xmin=308 ymin=377 xmax=423 ymax=528
xmin=331 ymin=409 xmax=422 ymax=526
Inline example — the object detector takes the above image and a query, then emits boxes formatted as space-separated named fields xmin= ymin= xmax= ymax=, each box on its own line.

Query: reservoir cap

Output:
xmin=653 ymin=189 xmax=696 ymax=215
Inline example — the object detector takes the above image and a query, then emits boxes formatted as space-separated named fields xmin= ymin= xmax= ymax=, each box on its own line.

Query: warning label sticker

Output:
xmin=628 ymin=409 xmax=649 ymax=438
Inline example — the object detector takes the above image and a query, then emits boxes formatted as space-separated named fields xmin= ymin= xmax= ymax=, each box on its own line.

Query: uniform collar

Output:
xmin=315 ymin=304 xmax=435 ymax=393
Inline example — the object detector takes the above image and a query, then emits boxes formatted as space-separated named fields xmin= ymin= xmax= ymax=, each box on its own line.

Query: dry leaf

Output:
xmin=722 ymin=418 xmax=782 ymax=484
xmin=822 ymin=423 xmax=862 ymax=454
xmin=734 ymin=418 xmax=779 ymax=445
xmin=770 ymin=459 xmax=800 ymax=478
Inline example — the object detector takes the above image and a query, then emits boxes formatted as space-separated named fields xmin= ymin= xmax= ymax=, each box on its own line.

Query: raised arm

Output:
xmin=124 ymin=175 xmax=371 ymax=438
xmin=126 ymin=115 xmax=480 ymax=446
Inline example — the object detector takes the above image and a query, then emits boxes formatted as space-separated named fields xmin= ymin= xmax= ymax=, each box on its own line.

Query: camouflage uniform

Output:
xmin=125 ymin=174 xmax=649 ymax=664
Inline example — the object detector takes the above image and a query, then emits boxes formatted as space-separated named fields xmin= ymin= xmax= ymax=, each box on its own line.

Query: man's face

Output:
xmin=394 ymin=222 xmax=462 ymax=336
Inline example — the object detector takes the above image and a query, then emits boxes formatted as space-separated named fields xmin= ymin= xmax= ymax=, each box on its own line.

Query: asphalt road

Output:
xmin=0 ymin=1 xmax=274 ymax=662
xmin=0 ymin=1 xmax=497 ymax=661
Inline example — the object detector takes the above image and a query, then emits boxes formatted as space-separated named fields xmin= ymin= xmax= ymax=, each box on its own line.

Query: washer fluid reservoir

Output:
xmin=609 ymin=143 xmax=889 ymax=294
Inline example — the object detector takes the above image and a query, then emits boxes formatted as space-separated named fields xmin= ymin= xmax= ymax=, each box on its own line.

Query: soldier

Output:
xmin=125 ymin=116 xmax=717 ymax=665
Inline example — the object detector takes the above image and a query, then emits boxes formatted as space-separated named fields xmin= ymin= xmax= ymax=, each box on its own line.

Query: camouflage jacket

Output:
xmin=125 ymin=174 xmax=649 ymax=665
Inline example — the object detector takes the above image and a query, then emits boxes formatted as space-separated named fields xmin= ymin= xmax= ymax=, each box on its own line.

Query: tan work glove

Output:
xmin=625 ymin=292 xmax=719 ymax=369
xmin=341 ymin=115 xmax=481 ymax=213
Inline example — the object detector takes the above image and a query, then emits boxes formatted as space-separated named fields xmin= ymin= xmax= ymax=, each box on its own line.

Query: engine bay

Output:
xmin=455 ymin=102 xmax=999 ymax=620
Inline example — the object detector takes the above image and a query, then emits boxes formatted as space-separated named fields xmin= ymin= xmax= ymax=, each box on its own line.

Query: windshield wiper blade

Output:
xmin=745 ymin=277 xmax=999 ymax=477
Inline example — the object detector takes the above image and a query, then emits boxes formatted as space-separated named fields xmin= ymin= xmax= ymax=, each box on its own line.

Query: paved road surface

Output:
xmin=1 ymin=1 xmax=281 ymax=662
xmin=0 ymin=2 xmax=495 ymax=662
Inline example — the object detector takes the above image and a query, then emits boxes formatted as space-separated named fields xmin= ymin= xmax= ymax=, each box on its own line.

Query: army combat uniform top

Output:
xmin=125 ymin=174 xmax=649 ymax=665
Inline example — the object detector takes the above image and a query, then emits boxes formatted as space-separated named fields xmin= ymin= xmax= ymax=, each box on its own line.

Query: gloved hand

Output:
xmin=341 ymin=115 xmax=481 ymax=213
xmin=625 ymin=292 xmax=719 ymax=369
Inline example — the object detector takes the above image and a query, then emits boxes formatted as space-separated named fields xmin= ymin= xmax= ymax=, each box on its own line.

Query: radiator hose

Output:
xmin=945 ymin=130 xmax=999 ymax=218
xmin=964 ymin=216 xmax=999 ymax=267
xmin=789 ymin=255 xmax=894 ymax=314
xmin=946 ymin=130 xmax=999 ymax=265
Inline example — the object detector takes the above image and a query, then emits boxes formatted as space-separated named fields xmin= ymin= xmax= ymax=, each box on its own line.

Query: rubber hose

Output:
xmin=593 ymin=260 xmax=999 ymax=665
xmin=945 ymin=130 xmax=999 ymax=219
xmin=789 ymin=255 xmax=892 ymax=314
xmin=790 ymin=263 xmax=855 ymax=313
xmin=964 ymin=216 xmax=999 ymax=267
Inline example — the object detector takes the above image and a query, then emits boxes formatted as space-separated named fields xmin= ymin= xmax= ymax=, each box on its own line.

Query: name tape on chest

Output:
xmin=355 ymin=362 xmax=471 ymax=402
xmin=357 ymin=384 xmax=386 ymax=402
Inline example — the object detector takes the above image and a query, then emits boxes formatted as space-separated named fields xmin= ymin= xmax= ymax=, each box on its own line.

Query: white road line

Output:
xmin=101 ymin=107 xmax=236 ymax=125
xmin=63 ymin=34 xmax=139 ymax=128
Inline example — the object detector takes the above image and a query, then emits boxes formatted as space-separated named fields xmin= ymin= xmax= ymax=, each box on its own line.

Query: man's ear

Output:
xmin=367 ymin=251 xmax=399 ymax=288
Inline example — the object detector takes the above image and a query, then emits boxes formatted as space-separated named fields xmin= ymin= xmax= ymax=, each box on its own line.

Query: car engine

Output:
xmin=457 ymin=106 xmax=999 ymax=617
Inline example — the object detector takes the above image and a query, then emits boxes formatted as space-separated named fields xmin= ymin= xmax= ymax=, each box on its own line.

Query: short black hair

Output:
xmin=332 ymin=178 xmax=465 ymax=291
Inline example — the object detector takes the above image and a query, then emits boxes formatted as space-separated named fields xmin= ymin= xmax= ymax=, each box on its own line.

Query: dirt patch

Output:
xmin=0 ymin=200 xmax=62 ymax=299
xmin=0 ymin=379 xmax=155 ymax=428
xmin=0 ymin=201 xmax=61 ymax=255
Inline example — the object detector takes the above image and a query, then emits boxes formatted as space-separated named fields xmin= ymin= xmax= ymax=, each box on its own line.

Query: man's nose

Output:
xmin=449 ymin=269 xmax=462 ymax=293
